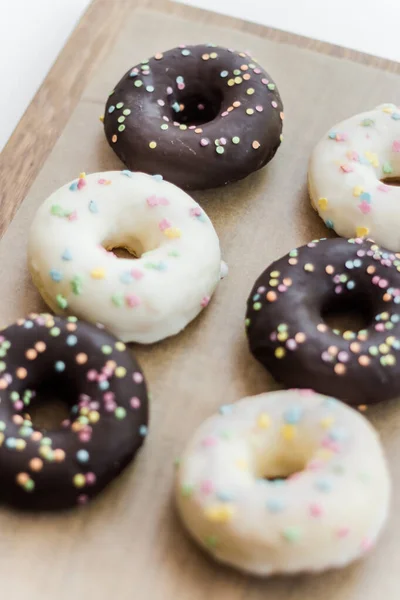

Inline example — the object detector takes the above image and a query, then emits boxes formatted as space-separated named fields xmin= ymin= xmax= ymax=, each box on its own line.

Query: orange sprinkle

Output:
xmin=358 ymin=404 xmax=368 ymax=412
xmin=16 ymin=368 xmax=27 ymax=379
xmin=76 ymin=353 xmax=88 ymax=365
xmin=194 ymin=128 xmax=203 ymax=134
xmin=233 ymin=101 xmax=241 ymax=108
xmin=350 ymin=342 xmax=361 ymax=353
xmin=31 ymin=431 xmax=43 ymax=442
xmin=112 ymin=135 xmax=117 ymax=143
xmin=26 ymin=349 xmax=37 ymax=360
xmin=252 ymin=140 xmax=261 ymax=150
xmin=66 ymin=323 xmax=77 ymax=332
xmin=35 ymin=341 xmax=46 ymax=353
xmin=325 ymin=265 xmax=335 ymax=274
xmin=30 ymin=458 xmax=43 ymax=472
xmin=358 ymin=355 xmax=370 ymax=367
xmin=266 ymin=291 xmax=277 ymax=302
xmin=53 ymin=449 xmax=66 ymax=462
xmin=295 ymin=332 xmax=306 ymax=343
xmin=16 ymin=473 xmax=29 ymax=486
xmin=334 ymin=363 xmax=346 ymax=375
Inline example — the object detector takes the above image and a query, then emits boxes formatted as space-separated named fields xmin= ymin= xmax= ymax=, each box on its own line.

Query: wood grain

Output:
xmin=1 ymin=0 xmax=400 ymax=238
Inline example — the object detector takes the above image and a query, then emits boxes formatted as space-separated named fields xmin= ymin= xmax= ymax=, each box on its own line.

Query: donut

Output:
xmin=0 ymin=313 xmax=148 ymax=510
xmin=245 ymin=237 xmax=400 ymax=405
xmin=309 ymin=103 xmax=400 ymax=250
xmin=103 ymin=44 xmax=284 ymax=190
xmin=175 ymin=389 xmax=390 ymax=575
xmin=28 ymin=170 xmax=225 ymax=344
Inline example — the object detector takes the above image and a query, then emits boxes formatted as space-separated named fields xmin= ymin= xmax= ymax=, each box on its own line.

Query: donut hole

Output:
xmin=172 ymin=88 xmax=223 ymax=126
xmin=256 ymin=440 xmax=317 ymax=481
xmin=380 ymin=177 xmax=400 ymax=187
xmin=103 ymin=236 xmax=146 ymax=259
xmin=27 ymin=380 xmax=72 ymax=431
xmin=321 ymin=291 xmax=374 ymax=333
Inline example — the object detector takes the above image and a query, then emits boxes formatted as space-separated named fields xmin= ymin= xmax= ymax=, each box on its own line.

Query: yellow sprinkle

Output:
xmin=275 ymin=347 xmax=285 ymax=359
xmin=115 ymin=366 xmax=127 ymax=378
xmin=0 ymin=433 xmax=4 ymax=446
xmin=281 ymin=424 xmax=296 ymax=440
xmin=270 ymin=270 xmax=280 ymax=277
xmin=235 ymin=458 xmax=248 ymax=471
xmin=204 ymin=504 xmax=235 ymax=523
xmin=79 ymin=172 xmax=86 ymax=179
xmin=149 ymin=141 xmax=157 ymax=149
xmin=320 ymin=416 xmax=335 ymax=429
xmin=386 ymin=336 xmax=396 ymax=346
xmin=343 ymin=330 xmax=354 ymax=341
xmin=379 ymin=343 xmax=390 ymax=354
xmin=73 ymin=474 xmax=86 ymax=488
xmin=227 ymin=78 xmax=235 ymax=86
xmin=164 ymin=227 xmax=181 ymax=239
xmin=277 ymin=331 xmax=288 ymax=342
xmin=88 ymin=411 xmax=100 ymax=424
xmin=304 ymin=263 xmax=314 ymax=272
xmin=269 ymin=279 xmax=279 ymax=287
xmin=246 ymin=88 xmax=255 ymax=95
xmin=234 ymin=76 xmax=243 ymax=84
xmin=356 ymin=226 xmax=369 ymax=238
xmin=364 ymin=151 xmax=379 ymax=168
xmin=383 ymin=106 xmax=394 ymax=114
xmin=257 ymin=413 xmax=271 ymax=428
xmin=386 ymin=354 xmax=396 ymax=366
xmin=353 ymin=186 xmax=363 ymax=197
xmin=99 ymin=115 xmax=104 ymax=123
xmin=318 ymin=197 xmax=328 ymax=210
xmin=90 ymin=268 xmax=106 ymax=280
xmin=115 ymin=341 xmax=126 ymax=351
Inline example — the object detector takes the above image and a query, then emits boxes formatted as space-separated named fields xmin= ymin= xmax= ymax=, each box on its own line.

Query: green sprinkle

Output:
xmin=0 ymin=421 xmax=5 ymax=431
xmin=361 ymin=118 xmax=374 ymax=127
xmin=0 ymin=361 xmax=5 ymax=372
xmin=112 ymin=294 xmax=124 ymax=307
xmin=71 ymin=276 xmax=83 ymax=295
xmin=232 ymin=136 xmax=240 ymax=144
xmin=245 ymin=318 xmax=250 ymax=327
xmin=24 ymin=480 xmax=35 ymax=492
xmin=115 ymin=407 xmax=127 ymax=420
xmin=41 ymin=437 xmax=52 ymax=446
xmin=118 ymin=124 xmax=126 ymax=132
xmin=68 ymin=316 xmax=78 ymax=322
xmin=116 ymin=102 xmax=124 ymax=109
xmin=267 ymin=83 xmax=276 ymax=90
xmin=369 ymin=346 xmax=379 ymax=356
xmin=134 ymin=80 xmax=143 ymax=88
xmin=181 ymin=484 xmax=194 ymax=498
xmin=50 ymin=204 xmax=64 ymax=217
xmin=253 ymin=302 xmax=262 ymax=311
xmin=168 ymin=249 xmax=180 ymax=257
xmin=216 ymin=146 xmax=224 ymax=155
xmin=383 ymin=162 xmax=393 ymax=174
xmin=10 ymin=391 xmax=19 ymax=401
xmin=160 ymin=124 xmax=168 ymax=130
xmin=101 ymin=345 xmax=113 ymax=355
xmin=56 ymin=294 xmax=68 ymax=310
xmin=122 ymin=109 xmax=131 ymax=116
xmin=282 ymin=526 xmax=302 ymax=543
xmin=50 ymin=327 xmax=61 ymax=337
xmin=117 ymin=116 xmax=125 ymax=123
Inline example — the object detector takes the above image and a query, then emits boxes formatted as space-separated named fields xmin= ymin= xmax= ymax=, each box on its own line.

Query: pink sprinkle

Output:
xmin=77 ymin=178 xmax=86 ymax=190
xmin=220 ymin=137 xmax=227 ymax=145
xmin=87 ymin=370 xmax=98 ymax=382
xmin=270 ymin=332 xmax=277 ymax=341
xmin=337 ymin=527 xmax=350 ymax=538
xmin=392 ymin=140 xmax=400 ymax=152
xmin=261 ymin=78 xmax=269 ymax=85
xmin=377 ymin=183 xmax=391 ymax=192
xmin=255 ymin=105 xmax=263 ymax=112
xmin=98 ymin=178 xmax=107 ymax=185
xmin=79 ymin=393 xmax=91 ymax=403
xmin=131 ymin=268 xmax=144 ymax=280
xmin=201 ymin=296 xmax=210 ymax=308
xmin=190 ymin=206 xmax=202 ymax=217
xmin=200 ymin=138 xmax=209 ymax=147
xmin=3 ymin=374 xmax=12 ymax=384
xmin=307 ymin=459 xmax=324 ymax=471
xmin=257 ymin=286 xmax=266 ymax=293
xmin=309 ymin=503 xmax=323 ymax=517
xmin=90 ymin=401 xmax=100 ymax=410
xmin=130 ymin=397 xmax=141 ymax=409
xmin=202 ymin=436 xmax=217 ymax=448
xmin=375 ymin=323 xmax=385 ymax=332
xmin=146 ymin=195 xmax=159 ymax=207
xmin=221 ymin=111 xmax=229 ymax=117
xmin=79 ymin=431 xmax=91 ymax=443
xmin=321 ymin=351 xmax=331 ymax=362
xmin=0 ymin=336 xmax=4 ymax=343
xmin=271 ymin=101 xmax=278 ymax=108
xmin=347 ymin=150 xmax=359 ymax=161
xmin=159 ymin=218 xmax=171 ymax=231
xmin=356 ymin=250 xmax=366 ymax=257
xmin=322 ymin=439 xmax=340 ymax=453
xmin=166 ymin=86 xmax=173 ymax=95
xmin=97 ymin=373 xmax=107 ymax=383
xmin=338 ymin=351 xmax=349 ymax=363
xmin=372 ymin=275 xmax=380 ymax=285
xmin=340 ymin=164 xmax=353 ymax=173
xmin=104 ymin=403 xmax=116 ymax=413
xmin=336 ymin=133 xmax=348 ymax=142
xmin=358 ymin=200 xmax=371 ymax=214
xmin=286 ymin=339 xmax=297 ymax=351
xmin=278 ymin=284 xmax=287 ymax=292
xmin=78 ymin=495 xmax=89 ymax=505
xmin=61 ymin=419 xmax=71 ymax=428
xmin=133 ymin=372 xmax=144 ymax=384
xmin=335 ymin=285 xmax=342 ymax=294
xmin=361 ymin=537 xmax=373 ymax=552
xmin=126 ymin=294 xmax=141 ymax=308
xmin=157 ymin=99 xmax=165 ymax=106
xmin=254 ymin=68 xmax=261 ymax=74
xmin=102 ymin=367 xmax=114 ymax=378
xmin=177 ymin=82 xmax=185 ymax=90
xmin=14 ymin=400 xmax=24 ymax=411
xmin=198 ymin=104 xmax=205 ymax=110
xmin=200 ymin=480 xmax=214 ymax=494
xmin=188 ymin=125 xmax=196 ymax=130
xmin=86 ymin=473 xmax=96 ymax=485
xmin=104 ymin=392 xmax=115 ymax=403
xmin=379 ymin=279 xmax=388 ymax=288
xmin=68 ymin=211 xmax=78 ymax=221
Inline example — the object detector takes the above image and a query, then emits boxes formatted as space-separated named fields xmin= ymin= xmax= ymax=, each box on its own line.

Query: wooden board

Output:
xmin=1 ymin=2 xmax=400 ymax=599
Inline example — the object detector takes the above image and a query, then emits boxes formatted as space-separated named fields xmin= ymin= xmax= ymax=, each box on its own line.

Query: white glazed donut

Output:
xmin=28 ymin=170 xmax=225 ymax=343
xmin=175 ymin=389 xmax=390 ymax=575
xmin=309 ymin=103 xmax=400 ymax=250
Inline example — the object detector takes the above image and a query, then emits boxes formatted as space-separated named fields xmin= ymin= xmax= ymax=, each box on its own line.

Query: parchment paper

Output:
xmin=1 ymin=7 xmax=400 ymax=599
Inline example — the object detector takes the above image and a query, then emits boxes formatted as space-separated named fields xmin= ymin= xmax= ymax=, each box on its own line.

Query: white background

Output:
xmin=1 ymin=0 xmax=399 ymax=152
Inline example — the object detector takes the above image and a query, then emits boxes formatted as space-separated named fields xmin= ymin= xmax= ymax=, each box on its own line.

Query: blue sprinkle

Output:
xmin=395 ymin=297 xmax=400 ymax=304
xmin=99 ymin=380 xmax=110 ymax=391
xmin=181 ymin=49 xmax=191 ymax=56
xmin=122 ymin=170 xmax=133 ymax=177
xmin=315 ymin=478 xmax=333 ymax=492
xmin=62 ymin=248 xmax=73 ymax=261
xmin=252 ymin=294 xmax=260 ymax=301
xmin=129 ymin=70 xmax=138 ymax=78
xmin=284 ymin=406 xmax=303 ymax=425
xmin=120 ymin=271 xmax=133 ymax=284
xmin=23 ymin=321 xmax=34 ymax=329
xmin=76 ymin=449 xmax=89 ymax=463
xmin=382 ymin=253 xmax=390 ymax=259
xmin=392 ymin=113 xmax=400 ymax=120
xmin=156 ymin=262 xmax=167 ymax=271
xmin=146 ymin=85 xmax=155 ymax=93
xmin=216 ymin=491 xmax=235 ymax=502
xmin=360 ymin=192 xmax=371 ymax=202
xmin=108 ymin=105 xmax=115 ymax=113
xmin=55 ymin=361 xmax=65 ymax=372
xmin=66 ymin=335 xmax=78 ymax=346
xmin=71 ymin=405 xmax=79 ymax=415
xmin=328 ymin=131 xmax=336 ymax=139
xmin=50 ymin=269 xmax=63 ymax=282
xmin=89 ymin=200 xmax=99 ymax=213
xmin=219 ymin=404 xmax=233 ymax=415
xmin=176 ymin=76 xmax=184 ymax=84
xmin=5 ymin=437 xmax=16 ymax=449
xmin=346 ymin=281 xmax=355 ymax=290
xmin=172 ymin=102 xmax=181 ymax=112
xmin=324 ymin=397 xmax=338 ymax=408
xmin=139 ymin=425 xmax=148 ymax=437
xmin=152 ymin=174 xmax=163 ymax=182
xmin=345 ymin=260 xmax=354 ymax=269
xmin=392 ymin=340 xmax=400 ymax=350
xmin=220 ymin=70 xmax=229 ymax=77
xmin=391 ymin=314 xmax=400 ymax=323
xmin=329 ymin=427 xmax=348 ymax=442
xmin=69 ymin=181 xmax=78 ymax=191
xmin=270 ymin=478 xmax=286 ymax=487
xmin=359 ymin=156 xmax=370 ymax=165
xmin=353 ymin=259 xmax=362 ymax=268
xmin=325 ymin=219 xmax=334 ymax=229
xmin=266 ymin=498 xmax=285 ymax=513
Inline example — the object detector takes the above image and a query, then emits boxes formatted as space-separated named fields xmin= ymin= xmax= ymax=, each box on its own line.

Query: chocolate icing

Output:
xmin=0 ymin=314 xmax=148 ymax=510
xmin=104 ymin=44 xmax=283 ymax=190
xmin=246 ymin=238 xmax=400 ymax=405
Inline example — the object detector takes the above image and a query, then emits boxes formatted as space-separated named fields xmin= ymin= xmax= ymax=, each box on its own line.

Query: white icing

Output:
xmin=176 ymin=390 xmax=390 ymax=576
xmin=28 ymin=171 xmax=224 ymax=343
xmin=309 ymin=104 xmax=400 ymax=250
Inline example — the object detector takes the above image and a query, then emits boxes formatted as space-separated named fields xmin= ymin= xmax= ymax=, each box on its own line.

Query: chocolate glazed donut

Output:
xmin=245 ymin=238 xmax=400 ymax=405
xmin=104 ymin=44 xmax=284 ymax=190
xmin=0 ymin=314 xmax=148 ymax=510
